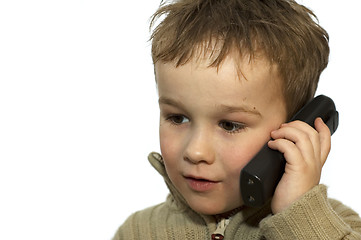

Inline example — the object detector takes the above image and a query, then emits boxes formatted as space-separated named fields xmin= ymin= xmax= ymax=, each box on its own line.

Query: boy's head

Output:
xmin=151 ymin=0 xmax=329 ymax=119
xmin=151 ymin=0 xmax=329 ymax=215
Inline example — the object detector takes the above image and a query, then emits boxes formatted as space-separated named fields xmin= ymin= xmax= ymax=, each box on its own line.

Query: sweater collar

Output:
xmin=148 ymin=152 xmax=189 ymax=210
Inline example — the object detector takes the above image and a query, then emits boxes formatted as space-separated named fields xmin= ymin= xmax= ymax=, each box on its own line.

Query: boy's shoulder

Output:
xmin=112 ymin=201 xmax=167 ymax=240
xmin=261 ymin=185 xmax=361 ymax=239
xmin=122 ymin=195 xmax=173 ymax=225
xmin=113 ymin=194 xmax=209 ymax=240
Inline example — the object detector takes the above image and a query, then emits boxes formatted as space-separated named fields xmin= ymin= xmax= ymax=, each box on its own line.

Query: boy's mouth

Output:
xmin=184 ymin=175 xmax=219 ymax=192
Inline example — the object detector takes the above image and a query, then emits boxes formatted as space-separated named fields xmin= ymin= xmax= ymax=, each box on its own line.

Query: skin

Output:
xmin=156 ymin=54 xmax=331 ymax=215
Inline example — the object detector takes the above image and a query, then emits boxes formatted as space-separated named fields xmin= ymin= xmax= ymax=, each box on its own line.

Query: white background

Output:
xmin=0 ymin=1 xmax=360 ymax=239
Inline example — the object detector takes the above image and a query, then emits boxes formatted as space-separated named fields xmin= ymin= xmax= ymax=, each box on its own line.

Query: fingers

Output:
xmin=269 ymin=120 xmax=319 ymax=165
xmin=268 ymin=118 xmax=331 ymax=167
xmin=267 ymin=137 xmax=304 ymax=167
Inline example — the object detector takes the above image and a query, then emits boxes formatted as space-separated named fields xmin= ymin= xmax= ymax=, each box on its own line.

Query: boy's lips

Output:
xmin=183 ymin=174 xmax=220 ymax=192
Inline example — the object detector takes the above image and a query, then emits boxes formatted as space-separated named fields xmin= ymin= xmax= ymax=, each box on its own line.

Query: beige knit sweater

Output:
xmin=113 ymin=153 xmax=361 ymax=239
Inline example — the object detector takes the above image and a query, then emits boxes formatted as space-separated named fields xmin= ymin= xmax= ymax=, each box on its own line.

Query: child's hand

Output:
xmin=267 ymin=118 xmax=331 ymax=214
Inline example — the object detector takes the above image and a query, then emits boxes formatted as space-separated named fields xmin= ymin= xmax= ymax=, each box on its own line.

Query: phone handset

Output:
xmin=240 ymin=95 xmax=339 ymax=207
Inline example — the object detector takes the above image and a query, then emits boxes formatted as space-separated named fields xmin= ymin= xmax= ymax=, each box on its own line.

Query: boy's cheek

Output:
xmin=220 ymin=133 xmax=269 ymax=166
xmin=159 ymin=127 xmax=182 ymax=161
xmin=221 ymin=146 xmax=257 ymax=177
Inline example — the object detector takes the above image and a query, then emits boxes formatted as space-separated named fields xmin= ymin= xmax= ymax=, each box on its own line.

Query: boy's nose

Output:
xmin=183 ymin=127 xmax=215 ymax=165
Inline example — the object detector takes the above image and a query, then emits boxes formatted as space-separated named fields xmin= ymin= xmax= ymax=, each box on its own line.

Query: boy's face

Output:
xmin=156 ymin=55 xmax=287 ymax=215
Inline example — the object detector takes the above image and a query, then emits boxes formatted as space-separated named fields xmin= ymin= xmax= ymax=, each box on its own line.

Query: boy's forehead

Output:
xmin=156 ymin=55 xmax=283 ymax=102
xmin=156 ymin=53 xmax=287 ymax=121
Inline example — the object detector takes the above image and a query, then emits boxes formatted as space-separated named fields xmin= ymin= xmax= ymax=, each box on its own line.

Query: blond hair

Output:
xmin=150 ymin=0 xmax=329 ymax=118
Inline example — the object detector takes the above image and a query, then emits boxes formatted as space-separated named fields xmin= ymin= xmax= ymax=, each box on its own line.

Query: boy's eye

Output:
xmin=167 ymin=115 xmax=190 ymax=125
xmin=219 ymin=120 xmax=246 ymax=133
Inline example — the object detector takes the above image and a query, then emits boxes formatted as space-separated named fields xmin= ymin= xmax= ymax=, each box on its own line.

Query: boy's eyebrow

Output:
xmin=158 ymin=97 xmax=186 ymax=110
xmin=158 ymin=97 xmax=262 ymax=117
xmin=216 ymin=104 xmax=262 ymax=117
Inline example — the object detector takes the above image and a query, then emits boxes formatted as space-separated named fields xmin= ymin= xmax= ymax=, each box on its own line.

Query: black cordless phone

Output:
xmin=240 ymin=95 xmax=339 ymax=207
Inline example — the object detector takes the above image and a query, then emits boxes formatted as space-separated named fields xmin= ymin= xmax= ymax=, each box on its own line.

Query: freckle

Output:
xmin=253 ymin=107 xmax=256 ymax=110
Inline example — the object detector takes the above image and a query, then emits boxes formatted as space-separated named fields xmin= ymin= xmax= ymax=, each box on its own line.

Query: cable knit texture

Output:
xmin=113 ymin=152 xmax=361 ymax=239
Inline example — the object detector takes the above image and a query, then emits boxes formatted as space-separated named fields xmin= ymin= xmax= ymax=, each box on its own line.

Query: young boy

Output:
xmin=114 ymin=0 xmax=361 ymax=239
